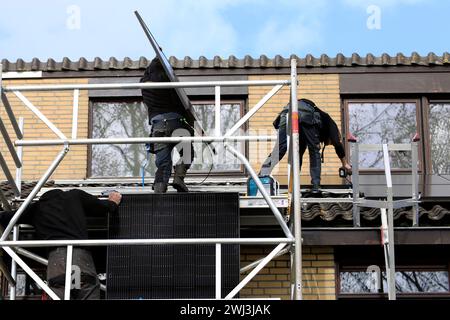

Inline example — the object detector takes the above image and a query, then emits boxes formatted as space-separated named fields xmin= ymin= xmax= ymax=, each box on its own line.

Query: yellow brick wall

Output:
xmin=0 ymin=78 xmax=89 ymax=181
xmin=1 ymin=74 xmax=341 ymax=183
xmin=240 ymin=246 xmax=336 ymax=300
xmin=248 ymin=74 xmax=342 ymax=185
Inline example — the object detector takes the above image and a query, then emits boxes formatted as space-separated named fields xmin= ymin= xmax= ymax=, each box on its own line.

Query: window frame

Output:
xmin=335 ymin=246 xmax=450 ymax=300
xmin=87 ymin=97 xmax=248 ymax=179
xmin=337 ymin=264 xmax=450 ymax=299
xmin=423 ymin=98 xmax=450 ymax=176
xmin=343 ymin=98 xmax=423 ymax=174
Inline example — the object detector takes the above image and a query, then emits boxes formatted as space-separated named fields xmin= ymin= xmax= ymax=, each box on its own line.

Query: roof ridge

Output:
xmin=2 ymin=52 xmax=449 ymax=72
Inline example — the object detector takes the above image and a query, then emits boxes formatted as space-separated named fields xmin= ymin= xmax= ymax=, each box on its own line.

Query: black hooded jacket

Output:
xmin=140 ymin=58 xmax=188 ymax=122
xmin=0 ymin=189 xmax=117 ymax=241
xmin=273 ymin=99 xmax=346 ymax=159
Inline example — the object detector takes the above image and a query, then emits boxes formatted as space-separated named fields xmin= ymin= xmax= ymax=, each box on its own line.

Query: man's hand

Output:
xmin=343 ymin=163 xmax=352 ymax=176
xmin=108 ymin=192 xmax=122 ymax=206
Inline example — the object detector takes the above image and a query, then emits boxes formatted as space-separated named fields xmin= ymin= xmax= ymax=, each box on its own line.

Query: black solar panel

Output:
xmin=106 ymin=193 xmax=240 ymax=299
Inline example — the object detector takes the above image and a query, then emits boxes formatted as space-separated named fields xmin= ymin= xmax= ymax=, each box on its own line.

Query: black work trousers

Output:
xmin=260 ymin=113 xmax=321 ymax=186
xmin=150 ymin=112 xmax=194 ymax=185
xmin=47 ymin=247 xmax=100 ymax=300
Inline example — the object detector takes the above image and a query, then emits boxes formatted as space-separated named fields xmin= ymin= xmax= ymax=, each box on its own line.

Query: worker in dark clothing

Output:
xmin=260 ymin=99 xmax=352 ymax=194
xmin=0 ymin=189 xmax=122 ymax=300
xmin=141 ymin=57 xmax=194 ymax=193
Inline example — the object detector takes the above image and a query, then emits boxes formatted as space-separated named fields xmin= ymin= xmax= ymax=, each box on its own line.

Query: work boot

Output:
xmin=311 ymin=184 xmax=322 ymax=196
xmin=153 ymin=182 xmax=168 ymax=193
xmin=172 ymin=165 xmax=189 ymax=193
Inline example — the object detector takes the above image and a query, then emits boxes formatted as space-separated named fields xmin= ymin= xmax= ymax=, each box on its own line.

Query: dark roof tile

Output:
xmin=93 ymin=57 xmax=103 ymax=69
xmin=213 ymin=55 xmax=222 ymax=68
xmin=78 ymin=57 xmax=89 ymax=70
xmin=46 ymin=58 xmax=56 ymax=71
xmin=244 ymin=55 xmax=254 ymax=68
xmin=444 ymin=52 xmax=450 ymax=65
xmin=336 ymin=53 xmax=346 ymax=67
xmin=2 ymin=52 xmax=449 ymax=72
xmin=320 ymin=54 xmax=330 ymax=67
xmin=123 ymin=57 xmax=133 ymax=70
xmin=228 ymin=55 xmax=238 ymax=68
xmin=351 ymin=53 xmax=362 ymax=65
xmin=366 ymin=53 xmax=376 ymax=66
xmin=138 ymin=56 xmax=149 ymax=69
xmin=260 ymin=54 xmax=269 ymax=68
xmin=199 ymin=56 xmax=208 ymax=68
xmin=274 ymin=54 xmax=284 ymax=68
xmin=30 ymin=58 xmax=41 ymax=71
xmin=411 ymin=52 xmax=422 ymax=65
xmin=61 ymin=57 xmax=72 ymax=70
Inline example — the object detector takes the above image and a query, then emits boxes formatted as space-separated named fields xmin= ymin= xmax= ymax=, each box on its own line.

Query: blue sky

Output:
xmin=0 ymin=0 xmax=447 ymax=61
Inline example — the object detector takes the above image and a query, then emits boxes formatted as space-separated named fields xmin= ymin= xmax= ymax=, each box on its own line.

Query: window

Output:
xmin=340 ymin=269 xmax=449 ymax=294
xmin=347 ymin=101 xmax=418 ymax=169
xmin=90 ymin=100 xmax=245 ymax=178
xmin=429 ymin=102 xmax=450 ymax=175
xmin=337 ymin=246 xmax=450 ymax=299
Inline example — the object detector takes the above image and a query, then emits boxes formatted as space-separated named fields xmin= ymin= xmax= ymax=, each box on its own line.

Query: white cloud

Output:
xmin=254 ymin=0 xmax=327 ymax=56
xmin=0 ymin=0 xmax=246 ymax=60
xmin=342 ymin=0 xmax=428 ymax=8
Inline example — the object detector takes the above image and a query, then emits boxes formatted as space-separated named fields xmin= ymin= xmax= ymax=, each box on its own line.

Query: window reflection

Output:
xmin=348 ymin=103 xmax=417 ymax=169
xmin=429 ymin=103 xmax=450 ymax=175
xmin=340 ymin=270 xmax=449 ymax=294
xmin=91 ymin=101 xmax=243 ymax=177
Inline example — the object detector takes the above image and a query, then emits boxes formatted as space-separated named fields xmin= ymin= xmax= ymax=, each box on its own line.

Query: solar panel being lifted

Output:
xmin=106 ymin=193 xmax=240 ymax=299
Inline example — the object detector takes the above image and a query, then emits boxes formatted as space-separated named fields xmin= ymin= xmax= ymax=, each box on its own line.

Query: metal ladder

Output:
xmin=350 ymin=139 xmax=420 ymax=300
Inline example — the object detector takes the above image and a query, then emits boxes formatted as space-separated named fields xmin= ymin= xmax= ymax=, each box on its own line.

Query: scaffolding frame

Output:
xmin=0 ymin=60 xmax=302 ymax=300
xmin=0 ymin=59 xmax=422 ymax=301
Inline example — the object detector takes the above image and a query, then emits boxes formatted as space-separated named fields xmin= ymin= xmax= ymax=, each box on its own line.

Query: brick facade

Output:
xmin=240 ymin=246 xmax=336 ymax=300
xmin=248 ymin=74 xmax=342 ymax=185
xmin=0 ymin=79 xmax=89 ymax=181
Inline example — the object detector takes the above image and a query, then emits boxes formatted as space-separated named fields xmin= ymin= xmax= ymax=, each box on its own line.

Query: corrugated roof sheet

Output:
xmin=2 ymin=52 xmax=450 ymax=72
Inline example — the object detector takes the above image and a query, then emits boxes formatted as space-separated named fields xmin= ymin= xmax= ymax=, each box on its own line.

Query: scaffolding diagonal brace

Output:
xmin=13 ymin=91 xmax=67 ymax=140
xmin=0 ymin=115 xmax=22 ymax=168
xmin=0 ymin=145 xmax=69 ymax=241
xmin=0 ymin=150 xmax=20 ymax=197
xmin=1 ymin=92 xmax=23 ymax=140
xmin=225 ymin=143 xmax=293 ymax=239
xmin=3 ymin=247 xmax=60 ymax=300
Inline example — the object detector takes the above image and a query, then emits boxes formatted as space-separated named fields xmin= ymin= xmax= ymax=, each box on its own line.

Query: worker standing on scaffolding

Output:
xmin=141 ymin=57 xmax=194 ymax=193
xmin=0 ymin=189 xmax=122 ymax=300
xmin=259 ymin=98 xmax=352 ymax=194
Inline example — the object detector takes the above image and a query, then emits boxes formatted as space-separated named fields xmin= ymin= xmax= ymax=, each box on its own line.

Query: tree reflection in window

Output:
xmin=340 ymin=270 xmax=449 ymax=294
xmin=191 ymin=103 xmax=242 ymax=172
xmin=348 ymin=103 xmax=417 ymax=169
xmin=429 ymin=103 xmax=450 ymax=175
xmin=91 ymin=101 xmax=243 ymax=177
xmin=91 ymin=102 xmax=151 ymax=177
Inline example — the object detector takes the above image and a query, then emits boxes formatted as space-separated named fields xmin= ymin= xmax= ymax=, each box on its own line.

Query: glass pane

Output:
xmin=348 ymin=103 xmax=417 ymax=169
xmin=340 ymin=270 xmax=449 ymax=294
xmin=340 ymin=271 xmax=379 ymax=293
xmin=91 ymin=101 xmax=243 ymax=177
xmin=389 ymin=271 xmax=449 ymax=293
xmin=91 ymin=102 xmax=152 ymax=177
xmin=429 ymin=103 xmax=450 ymax=174
xmin=191 ymin=103 xmax=242 ymax=171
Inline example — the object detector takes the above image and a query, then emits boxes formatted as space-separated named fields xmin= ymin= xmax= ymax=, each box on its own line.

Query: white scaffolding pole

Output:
xmin=289 ymin=59 xmax=303 ymax=300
